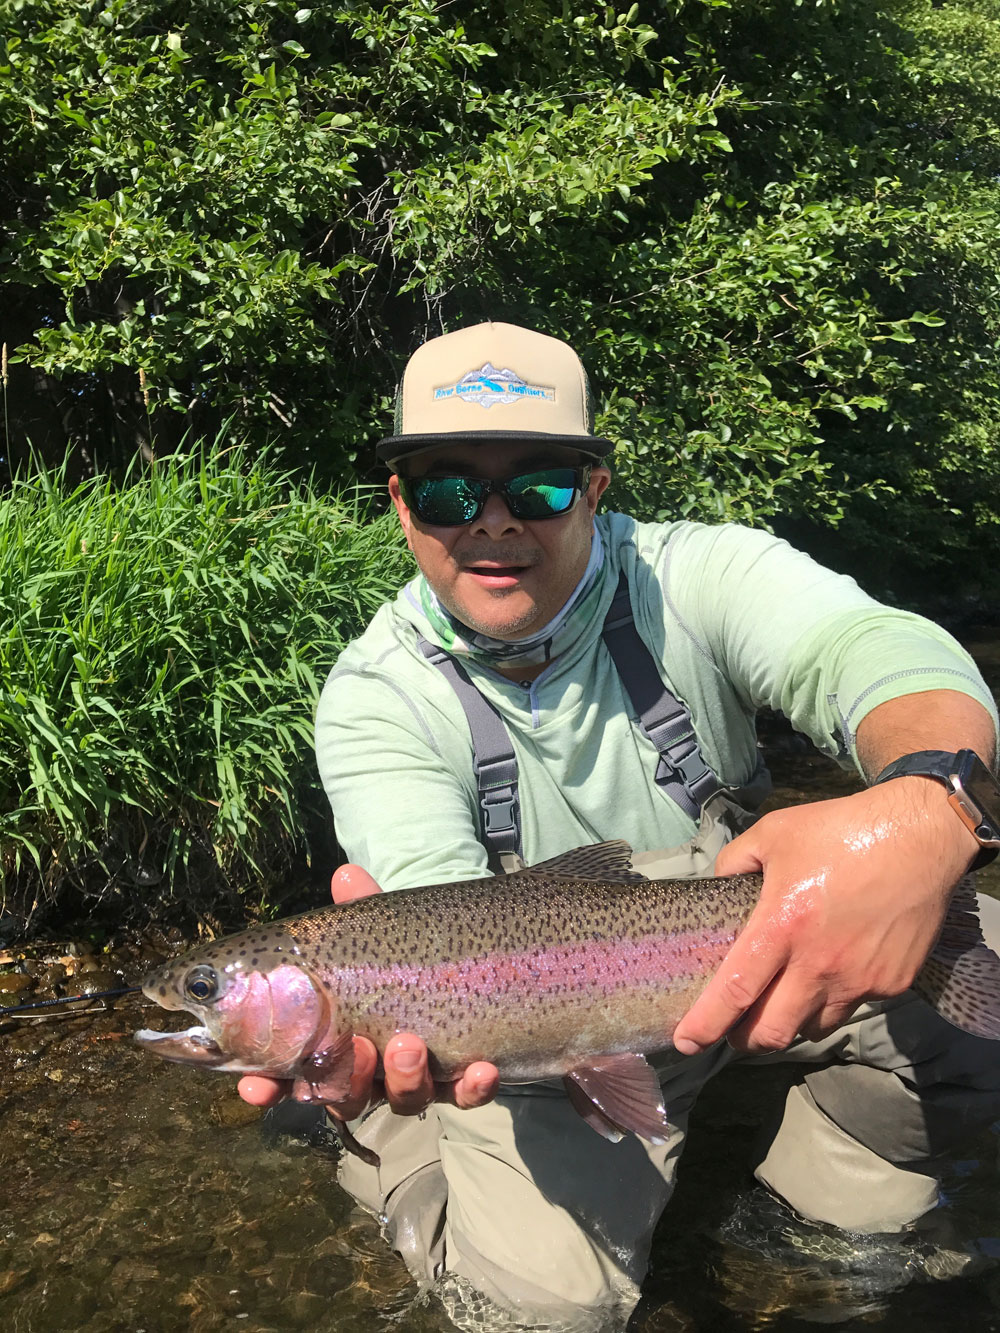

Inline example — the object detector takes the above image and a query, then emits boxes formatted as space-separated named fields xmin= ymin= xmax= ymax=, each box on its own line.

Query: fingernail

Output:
xmin=392 ymin=1049 xmax=421 ymax=1073
xmin=673 ymin=1037 xmax=703 ymax=1056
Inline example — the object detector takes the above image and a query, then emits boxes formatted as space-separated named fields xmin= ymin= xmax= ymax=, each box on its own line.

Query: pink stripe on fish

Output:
xmin=333 ymin=926 xmax=737 ymax=1011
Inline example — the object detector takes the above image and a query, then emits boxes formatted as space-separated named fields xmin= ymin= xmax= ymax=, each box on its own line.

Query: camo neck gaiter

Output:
xmin=417 ymin=528 xmax=605 ymax=668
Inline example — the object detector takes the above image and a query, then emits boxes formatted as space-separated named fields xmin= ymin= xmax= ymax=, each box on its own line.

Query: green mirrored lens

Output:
xmin=411 ymin=476 xmax=486 ymax=524
xmin=506 ymin=469 xmax=579 ymax=518
xmin=402 ymin=466 xmax=585 ymax=525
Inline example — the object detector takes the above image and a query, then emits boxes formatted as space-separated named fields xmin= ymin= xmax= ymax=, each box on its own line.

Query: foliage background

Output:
xmin=0 ymin=449 xmax=404 ymax=932
xmin=2 ymin=0 xmax=999 ymax=602
xmin=2 ymin=0 xmax=1000 ymax=928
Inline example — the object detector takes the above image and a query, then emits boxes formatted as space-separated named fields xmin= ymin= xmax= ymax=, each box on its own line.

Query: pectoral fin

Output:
xmin=913 ymin=876 xmax=1000 ymax=1040
xmin=563 ymin=1078 xmax=626 ymax=1142
xmin=564 ymin=1053 xmax=671 ymax=1145
xmin=293 ymin=1030 xmax=356 ymax=1103
xmin=292 ymin=1033 xmax=383 ymax=1167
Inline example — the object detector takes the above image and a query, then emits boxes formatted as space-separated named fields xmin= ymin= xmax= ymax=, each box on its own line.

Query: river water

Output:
xmin=2 ymin=633 xmax=999 ymax=1332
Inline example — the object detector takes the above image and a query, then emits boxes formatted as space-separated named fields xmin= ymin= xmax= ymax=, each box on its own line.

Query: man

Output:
xmin=241 ymin=322 xmax=1000 ymax=1326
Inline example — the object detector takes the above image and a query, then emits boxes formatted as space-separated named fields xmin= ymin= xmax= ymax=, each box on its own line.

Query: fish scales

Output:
xmin=136 ymin=842 xmax=1000 ymax=1157
xmin=143 ymin=864 xmax=763 ymax=1082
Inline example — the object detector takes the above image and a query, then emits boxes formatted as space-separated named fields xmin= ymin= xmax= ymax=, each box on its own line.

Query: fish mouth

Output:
xmin=134 ymin=1024 xmax=228 ymax=1067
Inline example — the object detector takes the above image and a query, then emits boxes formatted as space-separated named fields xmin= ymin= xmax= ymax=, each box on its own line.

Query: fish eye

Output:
xmin=183 ymin=965 xmax=220 ymax=1003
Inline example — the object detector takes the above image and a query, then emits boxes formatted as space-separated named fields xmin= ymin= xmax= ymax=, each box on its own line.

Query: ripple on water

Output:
xmin=0 ymin=996 xmax=447 ymax=1333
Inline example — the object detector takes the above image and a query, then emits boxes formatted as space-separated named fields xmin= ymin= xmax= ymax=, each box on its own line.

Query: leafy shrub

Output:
xmin=3 ymin=0 xmax=1000 ymax=596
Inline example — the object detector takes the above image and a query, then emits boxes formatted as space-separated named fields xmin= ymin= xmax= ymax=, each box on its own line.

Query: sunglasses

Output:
xmin=398 ymin=466 xmax=592 ymax=527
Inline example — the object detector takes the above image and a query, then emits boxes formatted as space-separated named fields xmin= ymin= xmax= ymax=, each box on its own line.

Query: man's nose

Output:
xmin=470 ymin=492 xmax=524 ymax=538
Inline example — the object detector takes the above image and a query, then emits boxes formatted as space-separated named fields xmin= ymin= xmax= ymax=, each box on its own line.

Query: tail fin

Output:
xmin=912 ymin=876 xmax=1000 ymax=1040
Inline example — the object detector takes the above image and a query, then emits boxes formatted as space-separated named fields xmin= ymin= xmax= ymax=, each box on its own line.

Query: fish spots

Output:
xmin=142 ymin=867 xmax=761 ymax=1081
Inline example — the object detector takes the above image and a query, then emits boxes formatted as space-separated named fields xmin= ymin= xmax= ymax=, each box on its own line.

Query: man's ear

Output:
xmin=587 ymin=466 xmax=612 ymax=514
xmin=388 ymin=475 xmax=414 ymax=551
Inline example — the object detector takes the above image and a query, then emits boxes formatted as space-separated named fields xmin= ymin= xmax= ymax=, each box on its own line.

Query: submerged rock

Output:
xmin=0 ymin=971 xmax=35 ymax=997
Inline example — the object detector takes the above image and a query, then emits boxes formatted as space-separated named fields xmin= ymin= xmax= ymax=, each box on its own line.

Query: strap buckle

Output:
xmin=658 ymin=738 xmax=709 ymax=788
xmin=481 ymin=790 xmax=519 ymax=835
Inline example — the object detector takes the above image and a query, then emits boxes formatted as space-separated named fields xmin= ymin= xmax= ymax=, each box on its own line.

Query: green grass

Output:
xmin=0 ymin=444 xmax=408 ymax=934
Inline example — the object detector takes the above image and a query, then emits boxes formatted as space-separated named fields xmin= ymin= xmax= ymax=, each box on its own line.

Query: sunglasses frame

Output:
xmin=398 ymin=465 xmax=592 ymax=528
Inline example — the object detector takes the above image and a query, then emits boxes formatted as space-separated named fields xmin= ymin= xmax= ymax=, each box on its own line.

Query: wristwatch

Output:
xmin=872 ymin=748 xmax=1000 ymax=867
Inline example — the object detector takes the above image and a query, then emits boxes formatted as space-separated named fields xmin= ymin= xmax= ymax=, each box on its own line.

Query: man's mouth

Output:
xmin=463 ymin=563 xmax=530 ymax=587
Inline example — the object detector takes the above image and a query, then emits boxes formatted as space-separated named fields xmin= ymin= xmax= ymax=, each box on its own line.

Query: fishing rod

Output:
xmin=0 ymin=984 xmax=143 ymax=1016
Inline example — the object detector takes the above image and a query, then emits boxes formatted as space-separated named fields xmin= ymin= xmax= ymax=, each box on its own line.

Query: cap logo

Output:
xmin=433 ymin=362 xmax=555 ymax=410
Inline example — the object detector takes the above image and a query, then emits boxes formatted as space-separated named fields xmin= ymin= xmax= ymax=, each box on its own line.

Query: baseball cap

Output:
xmin=375 ymin=322 xmax=614 ymax=468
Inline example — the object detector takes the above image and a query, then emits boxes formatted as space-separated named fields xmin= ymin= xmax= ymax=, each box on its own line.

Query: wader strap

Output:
xmin=601 ymin=572 xmax=721 ymax=821
xmin=417 ymin=639 xmax=521 ymax=869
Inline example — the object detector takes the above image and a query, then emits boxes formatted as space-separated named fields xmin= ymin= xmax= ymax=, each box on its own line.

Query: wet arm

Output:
xmin=659 ymin=526 xmax=998 ymax=1054
xmin=673 ymin=687 xmax=996 ymax=1054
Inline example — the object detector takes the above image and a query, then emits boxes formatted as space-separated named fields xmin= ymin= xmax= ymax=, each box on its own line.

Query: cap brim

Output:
xmin=376 ymin=430 xmax=613 ymax=468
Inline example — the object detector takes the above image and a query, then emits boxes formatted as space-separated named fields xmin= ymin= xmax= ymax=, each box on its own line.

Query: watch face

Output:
xmin=955 ymin=750 xmax=1000 ymax=844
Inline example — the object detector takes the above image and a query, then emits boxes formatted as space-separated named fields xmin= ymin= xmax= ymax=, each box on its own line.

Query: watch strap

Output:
xmin=871 ymin=748 xmax=997 ymax=871
xmin=871 ymin=750 xmax=958 ymax=788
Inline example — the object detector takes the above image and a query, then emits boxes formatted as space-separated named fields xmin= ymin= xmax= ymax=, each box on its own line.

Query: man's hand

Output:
xmin=237 ymin=864 xmax=500 ymax=1117
xmin=672 ymin=690 xmax=992 ymax=1056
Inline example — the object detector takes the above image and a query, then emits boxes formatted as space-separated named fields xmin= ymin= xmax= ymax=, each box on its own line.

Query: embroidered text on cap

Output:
xmin=434 ymin=363 xmax=556 ymax=409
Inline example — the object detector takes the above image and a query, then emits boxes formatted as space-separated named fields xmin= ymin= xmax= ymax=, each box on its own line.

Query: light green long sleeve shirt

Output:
xmin=315 ymin=514 xmax=996 ymax=892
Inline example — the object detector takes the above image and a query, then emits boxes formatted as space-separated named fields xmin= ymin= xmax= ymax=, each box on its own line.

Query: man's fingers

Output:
xmin=721 ymin=972 xmax=867 ymax=1054
xmin=713 ymin=828 xmax=765 ymax=879
xmin=673 ymin=923 xmax=783 ymax=1054
xmin=723 ymin=971 xmax=820 ymax=1054
xmin=238 ymin=1075 xmax=291 ymax=1107
xmin=448 ymin=1061 xmax=500 ymax=1110
xmin=241 ymin=1036 xmax=495 ymax=1123
xmin=331 ymin=863 xmax=382 ymax=904
xmin=382 ymin=1033 xmax=435 ymax=1115
xmin=674 ymin=967 xmax=764 ymax=1054
xmin=325 ymin=1035 xmax=379 ymax=1122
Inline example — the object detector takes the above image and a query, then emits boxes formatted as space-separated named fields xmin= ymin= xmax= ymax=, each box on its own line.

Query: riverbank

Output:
xmin=1 ymin=441 xmax=995 ymax=944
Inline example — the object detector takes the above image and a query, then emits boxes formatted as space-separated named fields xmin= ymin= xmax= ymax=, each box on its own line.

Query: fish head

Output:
xmin=135 ymin=939 xmax=333 ymax=1077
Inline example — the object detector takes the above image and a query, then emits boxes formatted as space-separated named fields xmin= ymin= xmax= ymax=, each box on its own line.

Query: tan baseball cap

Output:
xmin=375 ymin=322 xmax=613 ymax=467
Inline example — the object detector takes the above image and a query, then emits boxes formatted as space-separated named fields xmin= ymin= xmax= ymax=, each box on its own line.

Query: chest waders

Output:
xmin=340 ymin=575 xmax=1000 ymax=1313
xmin=418 ymin=571 xmax=770 ymax=877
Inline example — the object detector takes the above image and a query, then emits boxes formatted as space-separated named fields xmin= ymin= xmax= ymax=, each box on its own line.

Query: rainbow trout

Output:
xmin=136 ymin=840 xmax=1000 ymax=1161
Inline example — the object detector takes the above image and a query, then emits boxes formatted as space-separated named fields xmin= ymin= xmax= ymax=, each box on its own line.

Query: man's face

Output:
xmin=389 ymin=441 xmax=611 ymax=641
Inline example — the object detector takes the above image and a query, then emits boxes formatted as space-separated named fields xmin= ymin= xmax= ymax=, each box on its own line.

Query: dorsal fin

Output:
xmin=526 ymin=840 xmax=645 ymax=884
